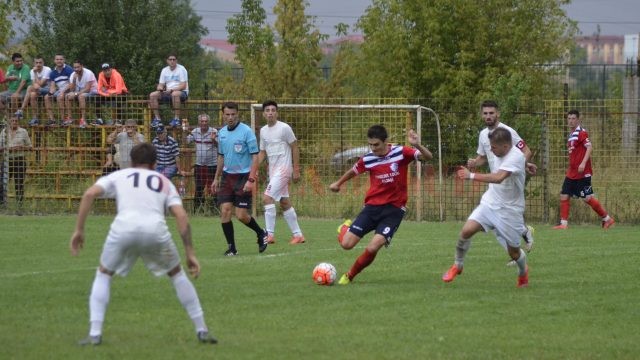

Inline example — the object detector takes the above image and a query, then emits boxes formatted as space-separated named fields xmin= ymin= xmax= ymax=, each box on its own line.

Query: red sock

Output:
xmin=559 ymin=198 xmax=570 ymax=221
xmin=586 ymin=197 xmax=607 ymax=217
xmin=338 ymin=225 xmax=349 ymax=244
xmin=347 ymin=249 xmax=378 ymax=280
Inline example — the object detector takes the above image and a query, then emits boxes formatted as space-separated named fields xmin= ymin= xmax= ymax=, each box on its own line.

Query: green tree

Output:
xmin=354 ymin=0 xmax=577 ymax=105
xmin=25 ymin=0 xmax=207 ymax=95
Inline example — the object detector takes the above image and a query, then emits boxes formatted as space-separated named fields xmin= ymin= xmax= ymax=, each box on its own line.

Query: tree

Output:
xmin=354 ymin=0 xmax=577 ymax=106
xmin=25 ymin=0 xmax=208 ymax=95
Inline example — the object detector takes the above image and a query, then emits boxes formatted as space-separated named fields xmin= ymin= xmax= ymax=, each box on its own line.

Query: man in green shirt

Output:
xmin=0 ymin=53 xmax=31 ymax=114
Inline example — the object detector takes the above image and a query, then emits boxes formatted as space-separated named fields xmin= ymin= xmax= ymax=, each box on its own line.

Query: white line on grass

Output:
xmin=1 ymin=266 xmax=97 ymax=278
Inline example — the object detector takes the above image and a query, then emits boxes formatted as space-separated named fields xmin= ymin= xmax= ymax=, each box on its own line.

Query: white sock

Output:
xmin=264 ymin=204 xmax=277 ymax=235
xmin=283 ymin=207 xmax=302 ymax=236
xmin=454 ymin=238 xmax=471 ymax=267
xmin=89 ymin=269 xmax=112 ymax=336
xmin=516 ymin=249 xmax=527 ymax=276
xmin=171 ymin=270 xmax=207 ymax=333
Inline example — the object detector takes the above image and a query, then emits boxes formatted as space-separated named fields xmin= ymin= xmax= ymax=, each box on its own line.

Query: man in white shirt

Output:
xmin=64 ymin=60 xmax=98 ymax=127
xmin=70 ymin=143 xmax=217 ymax=346
xmin=149 ymin=54 xmax=189 ymax=129
xmin=258 ymin=100 xmax=304 ymax=245
xmin=15 ymin=55 xmax=51 ymax=126
xmin=442 ymin=127 xmax=530 ymax=288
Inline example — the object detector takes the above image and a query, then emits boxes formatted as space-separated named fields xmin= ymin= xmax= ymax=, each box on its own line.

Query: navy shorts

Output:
xmin=217 ymin=172 xmax=252 ymax=208
xmin=349 ymin=204 xmax=406 ymax=245
xmin=561 ymin=176 xmax=594 ymax=198
xmin=159 ymin=91 xmax=188 ymax=103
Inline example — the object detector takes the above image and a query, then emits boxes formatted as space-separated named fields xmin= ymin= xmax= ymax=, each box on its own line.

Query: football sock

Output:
xmin=338 ymin=224 xmax=349 ymax=244
xmin=244 ymin=217 xmax=264 ymax=236
xmin=264 ymin=204 xmax=277 ymax=235
xmin=585 ymin=197 xmax=607 ymax=217
xmin=559 ymin=198 xmax=570 ymax=222
xmin=283 ymin=207 xmax=302 ymax=236
xmin=221 ymin=221 xmax=235 ymax=250
xmin=515 ymin=249 xmax=527 ymax=276
xmin=455 ymin=238 xmax=471 ymax=267
xmin=89 ymin=269 xmax=112 ymax=336
xmin=171 ymin=270 xmax=207 ymax=333
xmin=347 ymin=248 xmax=377 ymax=280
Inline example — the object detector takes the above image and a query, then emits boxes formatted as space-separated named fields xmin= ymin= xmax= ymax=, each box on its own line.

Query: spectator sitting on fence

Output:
xmin=152 ymin=125 xmax=185 ymax=179
xmin=149 ymin=54 xmax=188 ymax=129
xmin=94 ymin=63 xmax=128 ymax=126
xmin=44 ymin=54 xmax=74 ymax=127
xmin=107 ymin=119 xmax=144 ymax=169
xmin=0 ymin=116 xmax=32 ymax=212
xmin=0 ymin=53 xmax=31 ymax=116
xmin=64 ymin=60 xmax=98 ymax=128
xmin=15 ymin=55 xmax=51 ymax=127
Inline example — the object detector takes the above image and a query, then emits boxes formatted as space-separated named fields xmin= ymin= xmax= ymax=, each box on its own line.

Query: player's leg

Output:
xmin=554 ymin=177 xmax=572 ymax=229
xmin=579 ymin=178 xmax=614 ymax=228
xmin=262 ymin=183 xmax=278 ymax=243
xmin=443 ymin=206 xmax=486 ymax=283
xmin=79 ymin=265 xmax=115 ymax=346
xmin=233 ymin=173 xmax=267 ymax=253
xmin=495 ymin=212 xmax=529 ymax=287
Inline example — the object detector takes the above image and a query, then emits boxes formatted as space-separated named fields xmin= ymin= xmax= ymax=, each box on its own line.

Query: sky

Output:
xmin=193 ymin=0 xmax=640 ymax=39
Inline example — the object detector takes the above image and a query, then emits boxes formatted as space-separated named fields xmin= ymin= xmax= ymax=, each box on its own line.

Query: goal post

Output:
xmin=250 ymin=103 xmax=443 ymax=221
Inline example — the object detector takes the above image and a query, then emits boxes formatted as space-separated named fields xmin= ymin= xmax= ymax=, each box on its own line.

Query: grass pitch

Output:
xmin=1 ymin=215 xmax=638 ymax=359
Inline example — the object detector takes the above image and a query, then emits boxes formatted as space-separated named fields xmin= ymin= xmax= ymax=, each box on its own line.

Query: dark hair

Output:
xmin=481 ymin=100 xmax=499 ymax=110
xmin=11 ymin=53 xmax=22 ymax=61
xmin=567 ymin=109 xmax=580 ymax=118
xmin=367 ymin=125 xmax=388 ymax=142
xmin=262 ymin=100 xmax=278 ymax=110
xmin=131 ymin=143 xmax=157 ymax=167
xmin=488 ymin=127 xmax=512 ymax=145
xmin=34 ymin=55 xmax=44 ymax=61
xmin=222 ymin=101 xmax=238 ymax=111
xmin=73 ymin=59 xmax=83 ymax=66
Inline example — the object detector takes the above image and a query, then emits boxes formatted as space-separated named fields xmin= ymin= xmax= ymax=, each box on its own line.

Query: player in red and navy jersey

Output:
xmin=329 ymin=125 xmax=432 ymax=284
xmin=553 ymin=109 xmax=614 ymax=229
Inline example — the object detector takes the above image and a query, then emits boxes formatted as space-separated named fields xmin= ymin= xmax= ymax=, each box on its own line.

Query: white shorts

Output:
xmin=100 ymin=226 xmax=181 ymax=277
xmin=468 ymin=203 xmax=524 ymax=250
xmin=264 ymin=175 xmax=290 ymax=201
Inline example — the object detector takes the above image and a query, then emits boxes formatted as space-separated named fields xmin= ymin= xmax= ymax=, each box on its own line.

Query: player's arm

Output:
xmin=467 ymin=155 xmax=487 ymax=170
xmin=407 ymin=129 xmax=432 ymax=161
xmin=70 ymin=184 xmax=104 ymax=256
xmin=211 ymin=153 xmax=224 ymax=193
xmin=457 ymin=166 xmax=511 ymax=184
xmin=291 ymin=140 xmax=301 ymax=182
xmin=329 ymin=169 xmax=357 ymax=192
xmin=519 ymin=143 xmax=537 ymax=175
xmin=244 ymin=153 xmax=259 ymax=192
xmin=169 ymin=204 xmax=200 ymax=278
xmin=579 ymin=142 xmax=592 ymax=173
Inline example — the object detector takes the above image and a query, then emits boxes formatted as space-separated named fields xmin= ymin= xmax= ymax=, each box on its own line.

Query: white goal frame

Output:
xmin=250 ymin=104 xmax=443 ymax=221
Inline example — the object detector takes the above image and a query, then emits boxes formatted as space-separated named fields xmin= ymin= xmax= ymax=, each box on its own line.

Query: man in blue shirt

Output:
xmin=152 ymin=125 xmax=184 ymax=179
xmin=44 ymin=54 xmax=74 ymax=126
xmin=212 ymin=102 xmax=267 ymax=256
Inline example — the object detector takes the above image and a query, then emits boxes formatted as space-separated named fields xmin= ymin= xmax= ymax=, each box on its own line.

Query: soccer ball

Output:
xmin=312 ymin=262 xmax=337 ymax=286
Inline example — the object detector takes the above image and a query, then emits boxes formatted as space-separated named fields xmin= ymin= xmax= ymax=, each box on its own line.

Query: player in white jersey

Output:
xmin=70 ymin=143 xmax=217 ymax=345
xmin=467 ymin=100 xmax=536 ymax=258
xmin=442 ymin=127 xmax=530 ymax=288
xmin=258 ymin=100 xmax=304 ymax=245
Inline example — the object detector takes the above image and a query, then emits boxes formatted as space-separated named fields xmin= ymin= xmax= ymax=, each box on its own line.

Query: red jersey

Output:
xmin=566 ymin=126 xmax=592 ymax=179
xmin=353 ymin=144 xmax=419 ymax=208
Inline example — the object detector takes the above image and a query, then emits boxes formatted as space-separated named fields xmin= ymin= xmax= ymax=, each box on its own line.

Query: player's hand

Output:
xmin=407 ymin=129 xmax=420 ymax=146
xmin=578 ymin=164 xmax=585 ymax=173
xmin=186 ymin=255 xmax=201 ymax=279
xmin=457 ymin=166 xmax=470 ymax=180
xmin=210 ymin=180 xmax=218 ymax=194
xmin=526 ymin=162 xmax=537 ymax=176
xmin=329 ymin=182 xmax=341 ymax=192
xmin=467 ymin=159 xmax=476 ymax=170
xmin=292 ymin=169 xmax=301 ymax=183
xmin=70 ymin=231 xmax=85 ymax=256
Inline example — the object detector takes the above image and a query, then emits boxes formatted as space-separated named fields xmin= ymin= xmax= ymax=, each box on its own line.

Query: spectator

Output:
xmin=0 ymin=53 xmax=31 ymax=115
xmin=149 ymin=54 xmax=188 ymax=129
xmin=15 ymin=55 xmax=52 ymax=126
xmin=94 ymin=63 xmax=128 ymax=125
xmin=107 ymin=119 xmax=145 ymax=169
xmin=186 ymin=113 xmax=218 ymax=213
xmin=64 ymin=60 xmax=98 ymax=127
xmin=0 ymin=116 xmax=32 ymax=210
xmin=152 ymin=125 xmax=184 ymax=179
xmin=44 ymin=54 xmax=74 ymax=126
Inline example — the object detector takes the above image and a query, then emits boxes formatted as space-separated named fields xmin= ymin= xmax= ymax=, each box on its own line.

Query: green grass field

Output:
xmin=1 ymin=215 xmax=638 ymax=359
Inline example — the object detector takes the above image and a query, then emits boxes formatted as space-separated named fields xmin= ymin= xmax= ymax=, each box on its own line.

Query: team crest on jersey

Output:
xmin=234 ymin=141 xmax=243 ymax=153
xmin=390 ymin=163 xmax=399 ymax=172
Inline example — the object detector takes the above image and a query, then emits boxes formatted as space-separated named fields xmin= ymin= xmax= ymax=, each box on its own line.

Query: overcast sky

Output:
xmin=193 ymin=0 xmax=640 ymax=39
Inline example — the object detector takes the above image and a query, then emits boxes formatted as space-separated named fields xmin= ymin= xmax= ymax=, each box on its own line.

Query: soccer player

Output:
xmin=70 ymin=143 xmax=217 ymax=345
xmin=467 ymin=100 xmax=536 ymax=260
xmin=330 ymin=125 xmax=432 ymax=285
xmin=553 ymin=109 xmax=614 ymax=229
xmin=258 ymin=100 xmax=304 ymax=245
xmin=442 ymin=127 xmax=529 ymax=288
xmin=211 ymin=101 xmax=268 ymax=256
